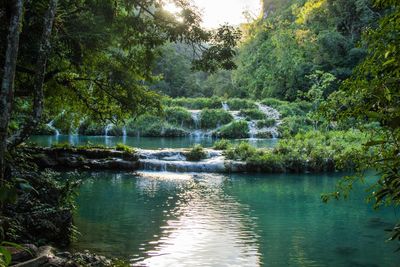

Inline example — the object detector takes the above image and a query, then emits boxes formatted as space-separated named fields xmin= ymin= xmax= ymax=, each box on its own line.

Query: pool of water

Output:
xmin=28 ymin=135 xmax=278 ymax=149
xmin=71 ymin=171 xmax=400 ymax=266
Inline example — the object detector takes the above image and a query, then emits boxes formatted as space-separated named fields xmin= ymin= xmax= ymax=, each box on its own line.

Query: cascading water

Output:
xmin=122 ymin=126 xmax=127 ymax=143
xmin=46 ymin=120 xmax=60 ymax=136
xmin=222 ymin=102 xmax=229 ymax=111
xmin=189 ymin=110 xmax=208 ymax=139
xmin=104 ymin=123 xmax=113 ymax=137
xmin=137 ymin=149 xmax=237 ymax=173
xmin=221 ymin=102 xmax=281 ymax=139
xmin=256 ymin=103 xmax=281 ymax=139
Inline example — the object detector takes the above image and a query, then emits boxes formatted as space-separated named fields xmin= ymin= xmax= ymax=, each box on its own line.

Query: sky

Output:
xmin=165 ymin=0 xmax=262 ymax=29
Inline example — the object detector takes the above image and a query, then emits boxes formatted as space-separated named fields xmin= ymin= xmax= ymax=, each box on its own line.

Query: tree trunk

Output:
xmin=8 ymin=0 xmax=58 ymax=148
xmin=0 ymin=0 xmax=24 ymax=182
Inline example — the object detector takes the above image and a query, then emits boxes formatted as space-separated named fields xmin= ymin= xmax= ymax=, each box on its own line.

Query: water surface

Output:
xmin=71 ymin=171 xmax=400 ymax=267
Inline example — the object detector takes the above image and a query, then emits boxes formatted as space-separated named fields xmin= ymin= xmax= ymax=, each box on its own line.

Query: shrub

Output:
xmin=164 ymin=106 xmax=193 ymax=128
xmin=261 ymin=98 xmax=287 ymax=108
xmin=200 ymin=109 xmax=233 ymax=129
xmin=217 ymin=121 xmax=249 ymax=138
xmin=225 ymin=142 xmax=258 ymax=161
xmin=213 ymin=139 xmax=231 ymax=150
xmin=256 ymin=118 xmax=276 ymax=128
xmin=239 ymin=109 xmax=266 ymax=120
xmin=186 ymin=145 xmax=207 ymax=161
xmin=226 ymin=98 xmax=256 ymax=110
xmin=278 ymin=116 xmax=313 ymax=138
xmin=163 ymin=97 xmax=223 ymax=109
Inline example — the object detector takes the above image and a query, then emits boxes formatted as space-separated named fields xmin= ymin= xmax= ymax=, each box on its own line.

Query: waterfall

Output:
xmin=248 ymin=121 xmax=257 ymax=139
xmin=189 ymin=110 xmax=206 ymax=139
xmin=222 ymin=102 xmax=229 ymax=111
xmin=46 ymin=120 xmax=60 ymax=136
xmin=138 ymin=149 xmax=228 ymax=173
xmin=104 ymin=123 xmax=113 ymax=137
xmin=256 ymin=103 xmax=281 ymax=139
xmin=122 ymin=126 xmax=127 ymax=143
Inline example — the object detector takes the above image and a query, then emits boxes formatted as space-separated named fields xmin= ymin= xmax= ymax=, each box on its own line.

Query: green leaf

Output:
xmin=0 ymin=247 xmax=12 ymax=265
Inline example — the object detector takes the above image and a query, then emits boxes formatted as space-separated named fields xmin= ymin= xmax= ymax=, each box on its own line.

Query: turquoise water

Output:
xmin=28 ymin=135 xmax=277 ymax=149
xmin=72 ymin=171 xmax=400 ymax=266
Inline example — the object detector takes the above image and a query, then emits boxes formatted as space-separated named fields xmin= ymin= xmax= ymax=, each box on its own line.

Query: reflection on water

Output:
xmin=136 ymin=173 xmax=261 ymax=266
xmin=72 ymin=172 xmax=400 ymax=267
xmin=28 ymin=135 xmax=278 ymax=149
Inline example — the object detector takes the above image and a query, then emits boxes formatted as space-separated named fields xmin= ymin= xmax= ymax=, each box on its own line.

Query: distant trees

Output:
xmin=233 ymin=0 xmax=377 ymax=101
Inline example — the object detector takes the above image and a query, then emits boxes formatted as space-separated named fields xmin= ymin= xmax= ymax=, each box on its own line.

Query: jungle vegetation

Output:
xmin=0 ymin=0 xmax=399 ymax=263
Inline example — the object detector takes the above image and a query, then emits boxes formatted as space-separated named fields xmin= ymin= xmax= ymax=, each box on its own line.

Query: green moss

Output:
xmin=217 ymin=121 xmax=249 ymax=138
xmin=115 ymin=143 xmax=135 ymax=153
xmin=200 ymin=109 xmax=233 ymax=129
xmin=51 ymin=142 xmax=72 ymax=149
xmin=186 ymin=145 xmax=207 ymax=161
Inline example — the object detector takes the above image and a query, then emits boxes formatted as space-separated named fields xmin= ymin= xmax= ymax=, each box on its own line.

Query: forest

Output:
xmin=0 ymin=0 xmax=399 ymax=266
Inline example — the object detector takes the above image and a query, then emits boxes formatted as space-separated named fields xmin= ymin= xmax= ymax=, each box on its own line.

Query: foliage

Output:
xmin=278 ymin=116 xmax=314 ymax=138
xmin=234 ymin=0 xmax=376 ymax=100
xmin=239 ymin=109 xmax=266 ymax=120
xmin=162 ymin=97 xmax=223 ymax=110
xmin=200 ymin=109 xmax=233 ymax=129
xmin=321 ymin=0 xmax=400 ymax=243
xmin=225 ymin=98 xmax=256 ymax=110
xmin=213 ymin=139 xmax=231 ymax=150
xmin=164 ymin=107 xmax=193 ymax=128
xmin=225 ymin=130 xmax=368 ymax=173
xmin=217 ymin=121 xmax=249 ymax=139
xmin=0 ymin=242 xmax=27 ymax=267
xmin=186 ymin=145 xmax=207 ymax=161
xmin=257 ymin=118 xmax=276 ymax=128
xmin=225 ymin=142 xmax=258 ymax=161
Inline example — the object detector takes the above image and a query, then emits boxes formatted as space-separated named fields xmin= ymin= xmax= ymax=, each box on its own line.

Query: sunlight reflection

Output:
xmin=134 ymin=172 xmax=261 ymax=266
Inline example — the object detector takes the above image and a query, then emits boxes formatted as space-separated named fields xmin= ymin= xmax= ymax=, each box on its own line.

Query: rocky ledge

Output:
xmin=9 ymin=244 xmax=121 ymax=267
xmin=26 ymin=147 xmax=248 ymax=173
xmin=27 ymin=147 xmax=140 ymax=171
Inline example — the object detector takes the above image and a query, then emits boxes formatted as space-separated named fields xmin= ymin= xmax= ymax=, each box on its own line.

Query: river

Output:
xmin=32 ymin=135 xmax=400 ymax=266
xmin=70 ymin=171 xmax=400 ymax=267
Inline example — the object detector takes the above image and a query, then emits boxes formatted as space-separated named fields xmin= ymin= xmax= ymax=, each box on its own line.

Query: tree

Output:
xmin=322 ymin=0 xmax=400 ymax=243
xmin=0 ymin=0 xmax=240 ymax=180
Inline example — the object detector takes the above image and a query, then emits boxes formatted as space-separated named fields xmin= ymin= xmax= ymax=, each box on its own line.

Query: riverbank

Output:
xmin=26 ymin=130 xmax=366 ymax=174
